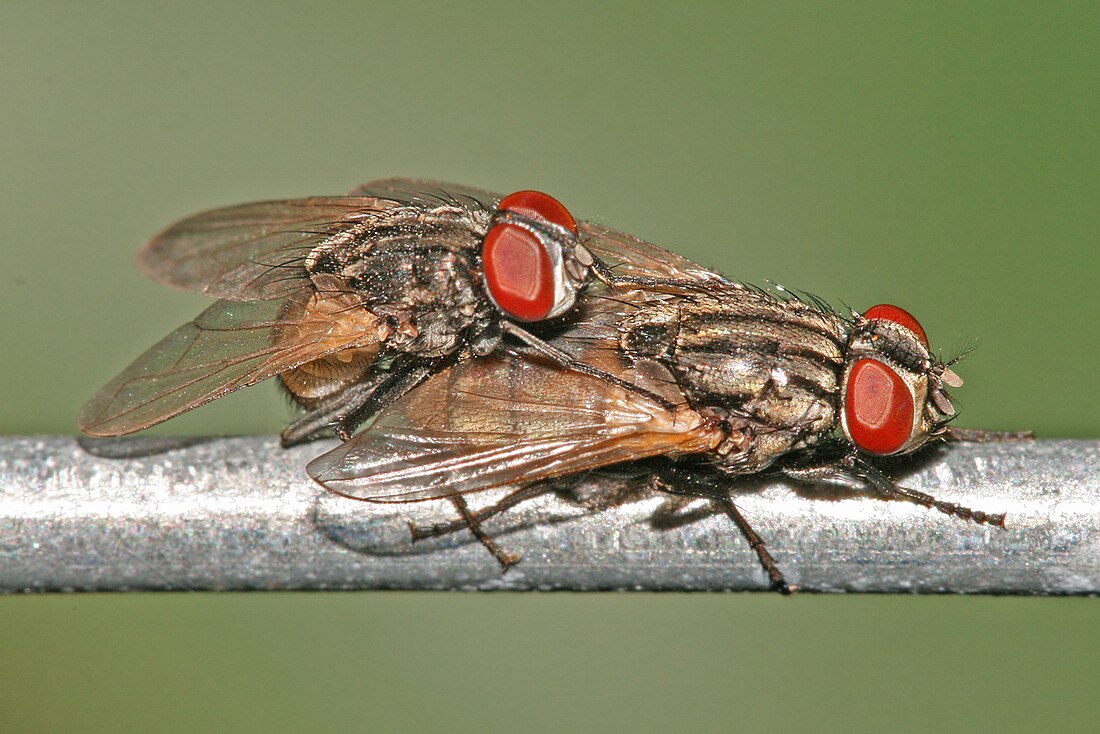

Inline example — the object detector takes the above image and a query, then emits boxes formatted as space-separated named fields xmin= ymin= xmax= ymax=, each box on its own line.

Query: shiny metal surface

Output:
xmin=0 ymin=435 xmax=1095 ymax=593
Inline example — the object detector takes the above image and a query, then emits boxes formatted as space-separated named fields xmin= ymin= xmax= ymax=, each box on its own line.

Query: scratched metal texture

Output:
xmin=0 ymin=436 xmax=1095 ymax=593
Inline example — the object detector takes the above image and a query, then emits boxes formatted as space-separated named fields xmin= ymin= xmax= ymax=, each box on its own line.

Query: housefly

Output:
xmin=79 ymin=179 xmax=642 ymax=446
xmin=80 ymin=178 xmax=1025 ymax=592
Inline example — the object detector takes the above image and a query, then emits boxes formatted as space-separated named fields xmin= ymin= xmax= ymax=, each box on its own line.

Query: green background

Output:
xmin=2 ymin=2 xmax=1097 ymax=732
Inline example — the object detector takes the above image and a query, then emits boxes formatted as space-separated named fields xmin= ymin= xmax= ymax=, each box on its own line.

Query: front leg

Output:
xmin=942 ymin=427 xmax=1034 ymax=443
xmin=781 ymin=452 xmax=1007 ymax=528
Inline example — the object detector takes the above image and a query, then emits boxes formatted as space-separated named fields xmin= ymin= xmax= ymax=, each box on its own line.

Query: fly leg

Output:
xmin=942 ymin=427 xmax=1034 ymax=442
xmin=282 ymin=360 xmax=440 ymax=447
xmin=781 ymin=457 xmax=1007 ymax=528
xmin=280 ymin=371 xmax=394 ymax=447
xmin=652 ymin=464 xmax=791 ymax=593
xmin=500 ymin=321 xmax=678 ymax=411
xmin=449 ymin=495 xmax=522 ymax=570
xmin=410 ymin=476 xmax=647 ymax=559
xmin=714 ymin=496 xmax=792 ymax=594
xmin=854 ymin=459 xmax=1007 ymax=527
xmin=408 ymin=485 xmax=546 ymax=544
xmin=332 ymin=361 xmax=436 ymax=440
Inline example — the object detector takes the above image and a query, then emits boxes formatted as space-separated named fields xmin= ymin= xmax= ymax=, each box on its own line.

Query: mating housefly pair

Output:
xmin=79 ymin=178 xmax=1019 ymax=591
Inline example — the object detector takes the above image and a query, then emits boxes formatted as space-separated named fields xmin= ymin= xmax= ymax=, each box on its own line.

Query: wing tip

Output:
xmin=76 ymin=396 xmax=146 ymax=438
xmin=135 ymin=224 xmax=184 ymax=283
xmin=76 ymin=392 xmax=115 ymax=435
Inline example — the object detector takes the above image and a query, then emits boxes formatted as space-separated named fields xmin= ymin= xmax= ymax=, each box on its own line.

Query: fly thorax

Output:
xmin=348 ymin=242 xmax=490 ymax=359
xmin=665 ymin=306 xmax=843 ymax=436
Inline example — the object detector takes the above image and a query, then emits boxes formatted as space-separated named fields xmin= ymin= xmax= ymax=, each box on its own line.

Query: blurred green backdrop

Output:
xmin=1 ymin=2 xmax=1097 ymax=732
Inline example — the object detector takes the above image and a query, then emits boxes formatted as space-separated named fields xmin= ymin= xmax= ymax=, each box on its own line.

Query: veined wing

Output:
xmin=349 ymin=178 xmax=503 ymax=214
xmin=137 ymin=197 xmax=396 ymax=300
xmin=78 ymin=278 xmax=389 ymax=436
xmin=579 ymin=222 xmax=728 ymax=286
xmin=306 ymin=338 xmax=723 ymax=502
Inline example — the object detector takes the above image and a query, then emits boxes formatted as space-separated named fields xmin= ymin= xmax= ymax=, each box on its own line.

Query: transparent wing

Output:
xmin=78 ymin=281 xmax=388 ymax=436
xmin=348 ymin=178 xmax=503 ymax=213
xmin=579 ymin=222 xmax=729 ymax=284
xmin=306 ymin=334 xmax=721 ymax=502
xmin=137 ymin=197 xmax=396 ymax=300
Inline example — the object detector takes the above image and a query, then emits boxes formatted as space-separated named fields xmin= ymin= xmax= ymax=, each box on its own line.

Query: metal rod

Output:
xmin=0 ymin=436 xmax=1096 ymax=593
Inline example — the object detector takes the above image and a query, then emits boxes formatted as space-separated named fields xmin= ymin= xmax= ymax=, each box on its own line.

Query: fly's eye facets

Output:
xmin=845 ymin=358 xmax=916 ymax=455
xmin=498 ymin=190 xmax=577 ymax=233
xmin=864 ymin=303 xmax=928 ymax=347
xmin=482 ymin=223 xmax=556 ymax=322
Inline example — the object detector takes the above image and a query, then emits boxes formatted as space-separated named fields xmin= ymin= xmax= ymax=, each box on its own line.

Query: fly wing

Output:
xmin=78 ymin=278 xmax=389 ymax=436
xmin=306 ymin=338 xmax=722 ymax=502
xmin=348 ymin=178 xmax=503 ymax=214
xmin=579 ymin=223 xmax=729 ymax=285
xmin=137 ymin=197 xmax=397 ymax=300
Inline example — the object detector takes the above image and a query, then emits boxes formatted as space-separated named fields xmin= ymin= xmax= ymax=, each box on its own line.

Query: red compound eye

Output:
xmin=483 ymin=190 xmax=577 ymax=322
xmin=844 ymin=358 xmax=916 ymax=455
xmin=498 ymin=190 xmax=577 ymax=233
xmin=864 ymin=304 xmax=928 ymax=347
xmin=482 ymin=223 xmax=556 ymax=322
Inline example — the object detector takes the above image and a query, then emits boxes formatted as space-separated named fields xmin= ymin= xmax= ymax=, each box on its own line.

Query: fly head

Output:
xmin=840 ymin=304 xmax=963 ymax=456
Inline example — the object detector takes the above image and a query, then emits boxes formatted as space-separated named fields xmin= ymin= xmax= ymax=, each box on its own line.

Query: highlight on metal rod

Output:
xmin=0 ymin=436 xmax=1096 ymax=593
